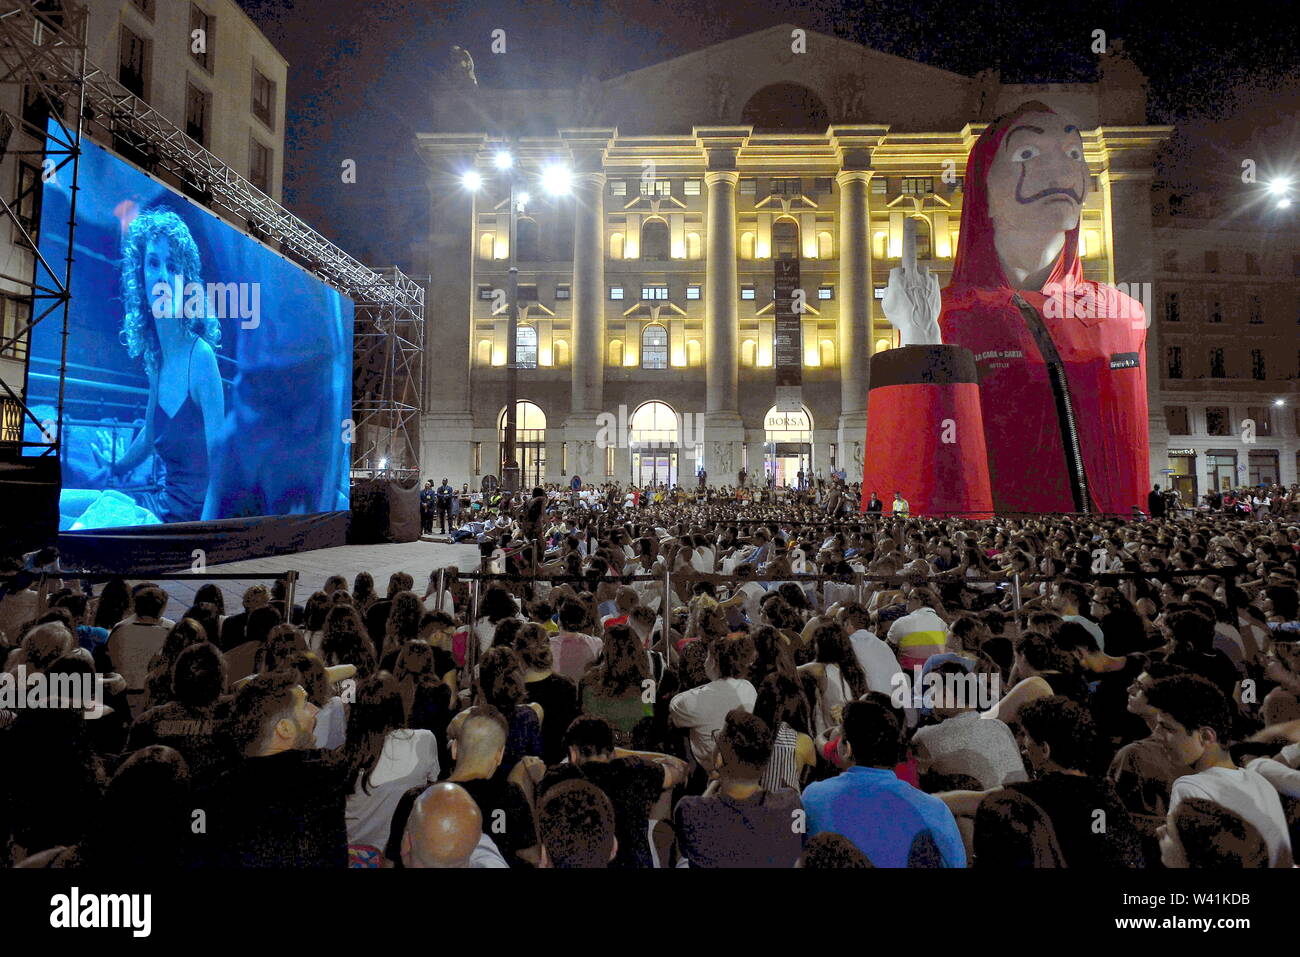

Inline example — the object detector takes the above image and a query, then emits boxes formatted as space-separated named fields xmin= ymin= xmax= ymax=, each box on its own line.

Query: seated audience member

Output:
xmin=802 ymin=698 xmax=966 ymax=868
xmin=798 ymin=832 xmax=874 ymax=868
xmin=549 ymin=599 xmax=604 ymax=682
xmin=669 ymin=633 xmax=758 ymax=770
xmin=538 ymin=715 xmax=686 ymax=869
xmin=842 ymin=601 xmax=905 ymax=695
xmin=1147 ymin=673 xmax=1294 ymax=867
xmin=128 ymin=641 xmax=230 ymax=789
xmin=516 ymin=625 xmax=579 ymax=766
xmin=971 ymin=789 xmax=1067 ymax=868
xmin=1157 ymin=797 xmax=1270 ymax=868
xmin=106 ymin=585 xmax=172 ymax=715
xmin=1106 ymin=662 xmax=1193 ymax=858
xmin=752 ymin=673 xmax=818 ymax=792
xmin=537 ymin=779 xmax=618 ymax=869
xmin=674 ymin=710 xmax=805 ymax=867
xmin=342 ymin=673 xmax=440 ymax=854
xmin=206 ymin=670 xmax=349 ymax=867
xmin=445 ymin=706 xmax=539 ymax=867
xmin=394 ymin=782 xmax=508 ymax=869
xmin=913 ymin=661 xmax=1027 ymax=790
xmin=579 ymin=624 xmax=652 ymax=744
xmin=475 ymin=647 xmax=544 ymax=784
xmin=220 ymin=585 xmax=270 ymax=651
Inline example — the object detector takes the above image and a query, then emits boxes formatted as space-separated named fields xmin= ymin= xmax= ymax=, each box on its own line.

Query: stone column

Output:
xmin=704 ymin=168 xmax=740 ymax=417
xmin=560 ymin=129 xmax=615 ymax=471
xmin=836 ymin=168 xmax=872 ymax=441
xmin=415 ymin=133 xmax=485 ymax=487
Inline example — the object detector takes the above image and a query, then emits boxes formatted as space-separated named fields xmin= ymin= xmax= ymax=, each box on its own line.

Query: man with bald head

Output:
xmin=446 ymin=705 xmax=539 ymax=866
xmin=397 ymin=782 xmax=508 ymax=868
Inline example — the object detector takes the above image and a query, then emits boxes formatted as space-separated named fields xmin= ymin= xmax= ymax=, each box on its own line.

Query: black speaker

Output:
xmin=0 ymin=453 xmax=61 ymax=557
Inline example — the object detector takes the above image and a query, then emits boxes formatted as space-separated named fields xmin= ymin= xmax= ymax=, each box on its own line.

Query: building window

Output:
xmin=249 ymin=137 xmax=272 ymax=193
xmin=814 ymin=177 xmax=833 ymax=193
xmin=740 ymin=285 xmax=756 ymax=300
xmin=874 ymin=284 xmax=887 ymax=300
xmin=1166 ymin=345 xmax=1183 ymax=379
xmin=0 ymin=295 xmax=31 ymax=361
xmin=1245 ymin=406 xmax=1274 ymax=436
xmin=14 ymin=162 xmax=41 ymax=247
xmin=683 ymin=179 xmax=701 ymax=196
xmin=251 ymin=67 xmax=275 ymax=129
xmin=1209 ymin=298 xmax=1222 ymax=323
xmin=948 ymin=175 xmax=965 ymax=194
xmin=818 ymin=286 xmax=834 ymax=300
xmin=641 ymin=285 xmax=669 ymax=301
xmin=1205 ymin=250 xmax=1219 ymax=273
xmin=555 ymin=284 xmax=570 ymax=300
xmin=1251 ymin=349 xmax=1266 ymax=381
xmin=739 ymin=178 xmax=756 ymax=195
xmin=131 ymin=0 xmax=155 ymax=16
xmin=610 ymin=181 xmax=626 ymax=196
xmin=772 ymin=219 xmax=799 ymax=261
xmin=871 ymin=178 xmax=888 ymax=195
xmin=1164 ymin=291 xmax=1179 ymax=323
xmin=515 ymin=325 xmax=537 ymax=368
xmin=185 ymin=81 xmax=210 ymax=148
xmin=1209 ymin=348 xmax=1226 ymax=378
xmin=609 ymin=286 xmax=624 ymax=300
xmin=901 ymin=176 xmax=933 ymax=196
xmin=641 ymin=220 xmax=670 ymax=260
xmin=477 ymin=285 xmax=494 ymax=301
xmin=118 ymin=26 xmax=150 ymax=101
xmin=642 ymin=324 xmax=668 ymax=369
xmin=189 ymin=4 xmax=212 ymax=72
xmin=516 ymin=219 xmax=540 ymax=261
xmin=770 ymin=178 xmax=801 ymax=196
xmin=1206 ymin=406 xmax=1230 ymax=436
xmin=1165 ymin=406 xmax=1190 ymax=435
xmin=639 ymin=180 xmax=672 ymax=197
xmin=686 ymin=285 xmax=701 ymax=300
xmin=516 ymin=284 xmax=538 ymax=301
xmin=1248 ymin=294 xmax=1262 ymax=324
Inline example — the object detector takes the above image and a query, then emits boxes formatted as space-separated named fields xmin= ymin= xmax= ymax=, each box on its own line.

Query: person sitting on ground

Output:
xmin=537 ymin=778 xmax=618 ymax=869
xmin=1157 ymin=796 xmax=1270 ymax=868
xmin=443 ymin=705 xmax=539 ymax=867
xmin=393 ymin=782 xmax=508 ymax=869
xmin=673 ymin=709 xmax=805 ymax=867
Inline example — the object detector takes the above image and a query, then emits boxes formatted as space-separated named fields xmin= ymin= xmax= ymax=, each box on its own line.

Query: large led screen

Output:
xmin=25 ymin=123 xmax=353 ymax=530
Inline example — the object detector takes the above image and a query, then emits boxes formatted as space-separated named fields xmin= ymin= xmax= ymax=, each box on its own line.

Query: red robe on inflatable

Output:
xmin=938 ymin=104 xmax=1149 ymax=514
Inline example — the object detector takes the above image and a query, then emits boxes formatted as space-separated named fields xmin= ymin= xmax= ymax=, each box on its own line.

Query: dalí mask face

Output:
xmin=985 ymin=111 xmax=1089 ymax=240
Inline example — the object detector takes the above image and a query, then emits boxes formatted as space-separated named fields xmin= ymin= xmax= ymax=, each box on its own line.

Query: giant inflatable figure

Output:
xmin=863 ymin=101 xmax=1149 ymax=515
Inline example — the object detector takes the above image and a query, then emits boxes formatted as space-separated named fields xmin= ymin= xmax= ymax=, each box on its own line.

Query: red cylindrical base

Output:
xmin=860 ymin=345 xmax=993 ymax=517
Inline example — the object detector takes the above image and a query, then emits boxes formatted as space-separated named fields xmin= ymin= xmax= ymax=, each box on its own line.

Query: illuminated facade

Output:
xmin=418 ymin=24 xmax=1175 ymax=488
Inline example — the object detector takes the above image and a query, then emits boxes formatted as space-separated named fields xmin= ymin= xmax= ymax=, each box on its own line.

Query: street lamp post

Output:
xmin=502 ymin=169 xmax=521 ymax=495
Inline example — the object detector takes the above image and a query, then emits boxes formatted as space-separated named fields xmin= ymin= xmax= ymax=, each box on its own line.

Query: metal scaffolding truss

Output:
xmin=0 ymin=0 xmax=424 ymax=478
xmin=352 ymin=266 xmax=424 ymax=483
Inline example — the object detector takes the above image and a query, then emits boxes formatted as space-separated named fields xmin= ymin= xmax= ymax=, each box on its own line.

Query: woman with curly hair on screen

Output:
xmin=96 ymin=207 xmax=224 ymax=523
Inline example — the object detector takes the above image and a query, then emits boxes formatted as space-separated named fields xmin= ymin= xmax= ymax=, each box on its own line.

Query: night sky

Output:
xmin=234 ymin=0 xmax=1299 ymax=274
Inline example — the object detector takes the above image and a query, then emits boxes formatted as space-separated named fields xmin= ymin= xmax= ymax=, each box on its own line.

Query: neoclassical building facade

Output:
xmin=416 ymin=25 xmax=1174 ymax=490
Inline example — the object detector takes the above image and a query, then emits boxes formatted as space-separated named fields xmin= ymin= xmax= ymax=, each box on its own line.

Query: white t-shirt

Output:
xmin=669 ymin=677 xmax=757 ymax=767
xmin=1169 ymin=766 xmax=1293 ymax=867
xmin=346 ymin=728 xmax=440 ymax=850
xmin=849 ymin=628 xmax=905 ymax=696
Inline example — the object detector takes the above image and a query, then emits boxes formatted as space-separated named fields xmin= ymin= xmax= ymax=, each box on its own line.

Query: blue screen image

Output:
xmin=24 ymin=122 xmax=354 ymax=530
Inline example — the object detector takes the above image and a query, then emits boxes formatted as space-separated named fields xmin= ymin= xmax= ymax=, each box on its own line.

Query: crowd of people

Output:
xmin=2 ymin=492 xmax=1300 ymax=869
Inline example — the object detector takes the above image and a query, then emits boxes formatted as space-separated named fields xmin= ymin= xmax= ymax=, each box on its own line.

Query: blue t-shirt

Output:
xmin=802 ymin=765 xmax=966 ymax=868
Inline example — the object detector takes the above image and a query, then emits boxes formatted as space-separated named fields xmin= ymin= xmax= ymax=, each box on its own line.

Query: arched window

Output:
xmin=629 ymin=401 xmax=679 ymax=446
xmin=741 ymin=338 xmax=756 ymax=366
xmin=772 ymin=219 xmax=799 ymax=261
xmin=820 ymin=338 xmax=835 ymax=367
xmin=608 ymin=338 xmax=623 ymax=367
xmin=873 ymin=231 xmax=889 ymax=260
xmin=740 ymin=231 xmax=756 ymax=260
xmin=554 ymin=339 xmax=569 ymax=365
xmin=686 ymin=232 xmax=702 ymax=259
xmin=478 ymin=232 xmax=495 ymax=260
xmin=910 ymin=217 xmax=931 ymax=261
xmin=610 ymin=232 xmax=625 ymax=259
xmin=498 ymin=401 xmax=547 ymax=488
xmin=476 ymin=339 xmax=492 ymax=365
xmin=817 ymin=231 xmax=833 ymax=259
xmin=686 ymin=339 xmax=702 ymax=366
xmin=641 ymin=219 xmax=670 ymax=261
xmin=642 ymin=324 xmax=668 ymax=369
xmin=516 ymin=219 xmax=540 ymax=261
xmin=515 ymin=325 xmax=537 ymax=368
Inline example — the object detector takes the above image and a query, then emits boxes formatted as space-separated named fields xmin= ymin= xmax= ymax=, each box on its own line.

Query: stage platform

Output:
xmin=150 ymin=539 xmax=481 ymax=615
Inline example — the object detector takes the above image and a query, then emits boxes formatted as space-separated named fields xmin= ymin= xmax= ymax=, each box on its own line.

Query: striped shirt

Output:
xmin=761 ymin=721 xmax=802 ymax=793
